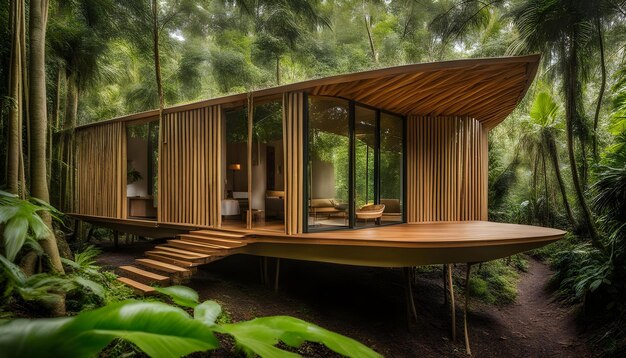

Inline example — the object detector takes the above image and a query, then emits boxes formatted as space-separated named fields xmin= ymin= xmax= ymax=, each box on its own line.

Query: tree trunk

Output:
xmin=542 ymin=150 xmax=549 ymax=225
xmin=364 ymin=15 xmax=377 ymax=63
xmin=61 ymin=77 xmax=78 ymax=212
xmin=546 ymin=134 xmax=576 ymax=228
xmin=152 ymin=0 xmax=164 ymax=122
xmin=21 ymin=0 xmax=30 ymax=188
xmin=6 ymin=0 xmax=23 ymax=195
xmin=276 ymin=56 xmax=281 ymax=85
xmin=592 ymin=16 xmax=606 ymax=163
xmin=564 ymin=40 xmax=602 ymax=250
xmin=29 ymin=0 xmax=65 ymax=275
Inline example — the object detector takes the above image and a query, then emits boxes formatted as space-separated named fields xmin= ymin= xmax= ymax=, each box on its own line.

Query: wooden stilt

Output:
xmin=464 ymin=263 xmax=473 ymax=355
xmin=274 ymin=258 xmax=280 ymax=292
xmin=443 ymin=264 xmax=448 ymax=306
xmin=404 ymin=267 xmax=418 ymax=324
xmin=263 ymin=256 xmax=269 ymax=285
xmin=447 ymin=263 xmax=456 ymax=342
xmin=86 ymin=226 xmax=94 ymax=244
xmin=72 ymin=219 xmax=79 ymax=242
xmin=113 ymin=230 xmax=119 ymax=249
xmin=259 ymin=257 xmax=266 ymax=284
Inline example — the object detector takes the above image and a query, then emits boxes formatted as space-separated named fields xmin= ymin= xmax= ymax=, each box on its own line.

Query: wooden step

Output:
xmin=147 ymin=249 xmax=207 ymax=263
xmin=135 ymin=258 xmax=191 ymax=276
xmin=146 ymin=252 xmax=201 ymax=268
xmin=178 ymin=234 xmax=246 ymax=248
xmin=119 ymin=265 xmax=170 ymax=285
xmin=191 ymin=229 xmax=247 ymax=239
xmin=117 ymin=277 xmax=156 ymax=295
xmin=166 ymin=240 xmax=231 ymax=254
xmin=154 ymin=245 xmax=215 ymax=258
xmin=179 ymin=236 xmax=240 ymax=249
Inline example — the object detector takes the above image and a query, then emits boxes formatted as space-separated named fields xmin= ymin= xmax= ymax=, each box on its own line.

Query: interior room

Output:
xmin=222 ymin=107 xmax=249 ymax=229
xmin=222 ymin=101 xmax=285 ymax=232
xmin=126 ymin=120 xmax=159 ymax=219
xmin=306 ymin=96 xmax=404 ymax=232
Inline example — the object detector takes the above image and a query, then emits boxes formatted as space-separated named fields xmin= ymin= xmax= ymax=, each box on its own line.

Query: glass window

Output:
xmin=251 ymin=100 xmax=284 ymax=231
xmin=307 ymin=97 xmax=350 ymax=230
xmin=380 ymin=113 xmax=403 ymax=223
xmin=223 ymin=107 xmax=249 ymax=230
xmin=354 ymin=106 xmax=377 ymax=228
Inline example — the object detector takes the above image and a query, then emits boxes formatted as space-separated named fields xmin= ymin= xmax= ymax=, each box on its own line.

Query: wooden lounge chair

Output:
xmin=356 ymin=204 xmax=385 ymax=225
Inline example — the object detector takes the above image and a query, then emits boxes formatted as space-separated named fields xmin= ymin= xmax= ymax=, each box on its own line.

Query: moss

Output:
xmin=465 ymin=258 xmax=523 ymax=305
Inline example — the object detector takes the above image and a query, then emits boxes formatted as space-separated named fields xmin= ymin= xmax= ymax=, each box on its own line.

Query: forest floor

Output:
xmin=98 ymin=239 xmax=591 ymax=357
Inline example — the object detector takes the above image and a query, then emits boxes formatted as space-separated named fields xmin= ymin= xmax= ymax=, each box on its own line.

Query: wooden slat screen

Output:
xmin=283 ymin=92 xmax=304 ymax=234
xmin=160 ymin=105 xmax=222 ymax=227
xmin=75 ymin=122 xmax=127 ymax=218
xmin=406 ymin=116 xmax=488 ymax=223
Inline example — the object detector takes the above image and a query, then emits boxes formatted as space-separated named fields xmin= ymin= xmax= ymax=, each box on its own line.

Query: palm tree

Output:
xmin=509 ymin=0 xmax=605 ymax=249
xmin=247 ymin=0 xmax=329 ymax=85
xmin=522 ymin=91 xmax=576 ymax=227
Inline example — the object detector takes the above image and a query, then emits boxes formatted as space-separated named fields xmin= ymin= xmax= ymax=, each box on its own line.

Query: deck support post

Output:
xmin=274 ymin=258 xmax=280 ymax=292
xmin=443 ymin=265 xmax=448 ymax=306
xmin=464 ymin=263 xmax=473 ymax=355
xmin=260 ymin=257 xmax=269 ymax=285
xmin=447 ymin=264 xmax=456 ymax=342
xmin=403 ymin=267 xmax=418 ymax=325
xmin=113 ymin=230 xmax=119 ymax=249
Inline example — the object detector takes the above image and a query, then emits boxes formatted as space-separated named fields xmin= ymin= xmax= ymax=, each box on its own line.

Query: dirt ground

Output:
xmin=97 ymin=239 xmax=591 ymax=357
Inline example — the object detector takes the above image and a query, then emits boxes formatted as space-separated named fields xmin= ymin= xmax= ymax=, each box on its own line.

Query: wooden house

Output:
xmin=70 ymin=54 xmax=564 ymax=354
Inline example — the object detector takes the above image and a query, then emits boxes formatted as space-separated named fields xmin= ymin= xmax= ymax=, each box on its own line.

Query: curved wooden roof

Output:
xmin=78 ymin=54 xmax=540 ymax=130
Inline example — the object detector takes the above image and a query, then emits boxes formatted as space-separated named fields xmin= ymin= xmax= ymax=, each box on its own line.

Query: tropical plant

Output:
xmin=0 ymin=285 xmax=382 ymax=358
xmin=518 ymin=91 xmax=576 ymax=227
xmin=0 ymin=190 xmax=61 ymax=261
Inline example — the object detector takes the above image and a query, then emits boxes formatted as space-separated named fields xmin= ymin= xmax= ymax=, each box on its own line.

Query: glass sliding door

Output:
xmin=354 ymin=106 xmax=377 ymax=228
xmin=307 ymin=97 xmax=350 ymax=230
xmin=126 ymin=120 xmax=159 ymax=219
xmin=305 ymin=96 xmax=405 ymax=232
xmin=223 ymin=107 xmax=249 ymax=230
xmin=379 ymin=113 xmax=404 ymax=223
xmin=251 ymin=100 xmax=284 ymax=231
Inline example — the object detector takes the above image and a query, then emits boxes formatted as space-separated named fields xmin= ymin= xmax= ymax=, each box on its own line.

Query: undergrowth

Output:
xmin=466 ymin=255 xmax=527 ymax=305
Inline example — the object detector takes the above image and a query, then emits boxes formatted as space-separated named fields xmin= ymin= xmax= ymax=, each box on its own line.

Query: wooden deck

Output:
xmin=73 ymin=214 xmax=564 ymax=293
xmin=242 ymin=221 xmax=565 ymax=267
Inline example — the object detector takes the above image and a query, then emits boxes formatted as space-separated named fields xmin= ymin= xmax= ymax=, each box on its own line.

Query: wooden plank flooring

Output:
xmin=115 ymin=221 xmax=565 ymax=292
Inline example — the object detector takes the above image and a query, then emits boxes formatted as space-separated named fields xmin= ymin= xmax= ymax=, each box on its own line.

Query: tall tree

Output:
xmin=29 ymin=0 xmax=64 ymax=273
xmin=510 ymin=0 xmax=604 ymax=249
xmin=6 ymin=0 xmax=24 ymax=195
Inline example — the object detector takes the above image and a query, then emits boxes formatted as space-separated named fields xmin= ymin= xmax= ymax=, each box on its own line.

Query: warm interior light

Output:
xmin=228 ymin=163 xmax=241 ymax=171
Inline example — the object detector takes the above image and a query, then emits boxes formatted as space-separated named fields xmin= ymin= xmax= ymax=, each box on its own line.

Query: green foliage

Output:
xmin=0 ymin=191 xmax=61 ymax=261
xmin=0 ymin=286 xmax=381 ymax=358
xmin=0 ymin=301 xmax=219 ymax=358
xmin=468 ymin=259 xmax=523 ymax=305
xmin=217 ymin=316 xmax=381 ymax=358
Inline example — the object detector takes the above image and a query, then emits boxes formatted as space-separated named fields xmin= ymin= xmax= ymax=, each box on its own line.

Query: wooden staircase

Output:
xmin=116 ymin=229 xmax=248 ymax=295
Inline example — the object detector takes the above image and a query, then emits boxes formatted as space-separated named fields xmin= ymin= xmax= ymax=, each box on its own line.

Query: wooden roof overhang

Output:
xmin=77 ymin=54 xmax=539 ymax=131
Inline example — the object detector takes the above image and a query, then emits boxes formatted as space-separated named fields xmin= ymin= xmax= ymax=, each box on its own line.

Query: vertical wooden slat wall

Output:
xmin=160 ymin=105 xmax=222 ymax=227
xmin=283 ymin=92 xmax=304 ymax=235
xmin=74 ymin=122 xmax=127 ymax=218
xmin=406 ymin=116 xmax=488 ymax=223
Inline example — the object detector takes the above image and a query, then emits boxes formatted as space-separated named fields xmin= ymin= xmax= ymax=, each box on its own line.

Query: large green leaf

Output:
xmin=3 ymin=216 xmax=28 ymax=261
xmin=218 ymin=316 xmax=382 ymax=358
xmin=0 ymin=191 xmax=54 ymax=261
xmin=0 ymin=301 xmax=219 ymax=358
xmin=194 ymin=300 xmax=222 ymax=326
xmin=155 ymin=285 xmax=199 ymax=308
